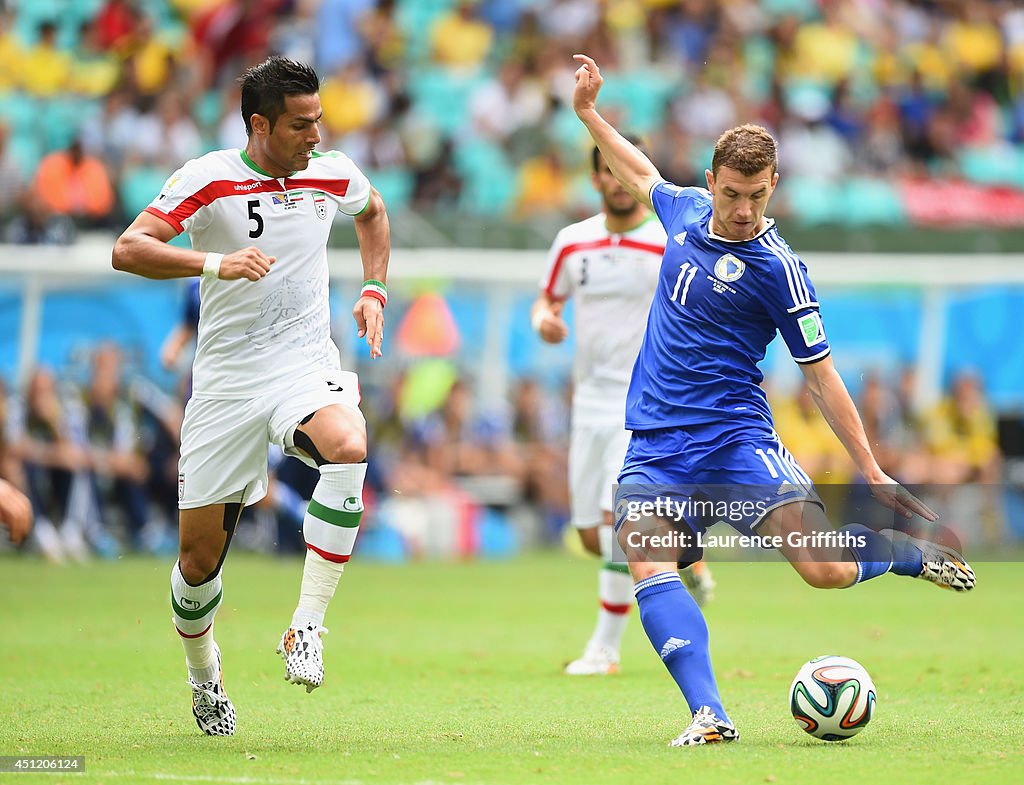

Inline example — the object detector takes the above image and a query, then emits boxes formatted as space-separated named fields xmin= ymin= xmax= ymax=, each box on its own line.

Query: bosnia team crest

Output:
xmin=714 ymin=253 xmax=745 ymax=282
xmin=313 ymin=192 xmax=328 ymax=220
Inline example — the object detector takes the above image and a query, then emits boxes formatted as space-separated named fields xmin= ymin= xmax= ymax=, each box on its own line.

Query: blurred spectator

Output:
xmin=515 ymin=147 xmax=571 ymax=218
xmin=360 ymin=0 xmax=404 ymax=75
xmin=33 ymin=140 xmax=115 ymax=226
xmin=21 ymin=21 xmax=72 ymax=97
xmin=320 ymin=59 xmax=385 ymax=138
xmin=0 ymin=11 xmax=23 ymax=92
xmin=430 ymin=1 xmax=494 ymax=72
xmin=469 ymin=58 xmax=548 ymax=147
xmin=925 ymin=371 xmax=1001 ymax=486
xmin=95 ymin=0 xmax=140 ymax=53
xmin=0 ymin=123 xmax=24 ymax=219
xmin=412 ymin=137 xmax=463 ymax=209
xmin=6 ymin=368 xmax=91 ymax=563
xmin=3 ymin=191 xmax=76 ymax=245
xmin=315 ymin=0 xmax=374 ymax=73
xmin=80 ymin=344 xmax=172 ymax=553
xmin=71 ymin=19 xmax=122 ymax=98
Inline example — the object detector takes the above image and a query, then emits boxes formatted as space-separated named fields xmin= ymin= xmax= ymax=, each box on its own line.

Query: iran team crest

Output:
xmin=313 ymin=192 xmax=328 ymax=220
xmin=714 ymin=253 xmax=745 ymax=282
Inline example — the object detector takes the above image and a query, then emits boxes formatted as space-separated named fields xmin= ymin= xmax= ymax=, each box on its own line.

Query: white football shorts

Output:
xmin=569 ymin=422 xmax=632 ymax=529
xmin=178 ymin=368 xmax=362 ymax=509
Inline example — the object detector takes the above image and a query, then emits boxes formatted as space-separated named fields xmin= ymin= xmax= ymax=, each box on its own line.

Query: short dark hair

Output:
xmin=592 ymin=134 xmax=644 ymax=172
xmin=239 ymin=56 xmax=320 ymax=135
xmin=711 ymin=124 xmax=778 ymax=176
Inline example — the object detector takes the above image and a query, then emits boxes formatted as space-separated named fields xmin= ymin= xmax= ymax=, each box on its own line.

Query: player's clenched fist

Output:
xmin=219 ymin=247 xmax=277 ymax=281
xmin=572 ymin=54 xmax=603 ymax=116
xmin=535 ymin=307 xmax=569 ymax=344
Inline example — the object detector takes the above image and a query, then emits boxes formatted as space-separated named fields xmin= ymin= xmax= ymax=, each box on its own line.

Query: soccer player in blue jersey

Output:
xmin=572 ymin=54 xmax=975 ymax=747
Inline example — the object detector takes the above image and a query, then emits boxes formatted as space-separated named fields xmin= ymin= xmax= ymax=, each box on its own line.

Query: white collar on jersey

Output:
xmin=707 ymin=216 xmax=776 ymax=243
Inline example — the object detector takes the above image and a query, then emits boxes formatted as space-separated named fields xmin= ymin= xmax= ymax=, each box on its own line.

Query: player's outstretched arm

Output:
xmin=112 ymin=212 xmax=276 ymax=281
xmin=572 ymin=54 xmax=661 ymax=211
xmin=530 ymin=292 xmax=569 ymax=344
xmin=800 ymin=356 xmax=938 ymax=521
xmin=352 ymin=187 xmax=390 ymax=360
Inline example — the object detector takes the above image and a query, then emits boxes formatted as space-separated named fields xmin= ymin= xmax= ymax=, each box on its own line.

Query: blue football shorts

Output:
xmin=614 ymin=422 xmax=824 ymax=542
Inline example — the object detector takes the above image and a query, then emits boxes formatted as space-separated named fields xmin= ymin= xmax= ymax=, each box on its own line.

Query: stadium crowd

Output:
xmin=0 ymin=339 xmax=1006 ymax=561
xmin=0 ymin=0 xmax=1023 ymax=234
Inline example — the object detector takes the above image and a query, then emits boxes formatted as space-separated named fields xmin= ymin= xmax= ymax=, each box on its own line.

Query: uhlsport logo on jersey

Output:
xmin=313 ymin=192 xmax=328 ymax=220
xmin=714 ymin=253 xmax=745 ymax=282
xmin=342 ymin=496 xmax=363 ymax=512
xmin=179 ymin=597 xmax=201 ymax=610
xmin=797 ymin=312 xmax=826 ymax=347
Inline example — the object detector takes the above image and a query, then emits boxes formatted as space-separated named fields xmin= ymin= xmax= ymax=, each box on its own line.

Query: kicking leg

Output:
xmin=278 ymin=404 xmax=367 ymax=692
xmin=759 ymin=500 xmax=975 ymax=591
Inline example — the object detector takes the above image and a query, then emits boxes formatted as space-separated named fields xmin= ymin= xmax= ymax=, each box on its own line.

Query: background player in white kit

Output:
xmin=112 ymin=57 xmax=390 ymax=736
xmin=532 ymin=143 xmax=714 ymax=676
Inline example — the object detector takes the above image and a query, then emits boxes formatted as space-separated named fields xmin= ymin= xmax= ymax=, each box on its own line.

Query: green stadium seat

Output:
xmin=596 ymin=70 xmax=674 ymax=134
xmin=119 ymin=163 xmax=169 ymax=219
xmin=958 ymin=144 xmax=1018 ymax=186
xmin=782 ymin=176 xmax=843 ymax=226
xmin=0 ymin=93 xmax=38 ymax=137
xmin=365 ymin=168 xmax=413 ymax=213
xmin=396 ymin=0 xmax=457 ymax=63
xmin=840 ymin=177 xmax=906 ymax=226
xmin=411 ymin=68 xmax=485 ymax=136
xmin=454 ymin=139 xmax=515 ymax=216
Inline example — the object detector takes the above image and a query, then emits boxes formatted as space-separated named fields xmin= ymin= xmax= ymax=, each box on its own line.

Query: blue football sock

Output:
xmin=840 ymin=524 xmax=921 ymax=583
xmin=634 ymin=572 xmax=729 ymax=723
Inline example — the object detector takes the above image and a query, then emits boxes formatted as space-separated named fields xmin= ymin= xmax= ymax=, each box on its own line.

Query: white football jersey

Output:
xmin=540 ymin=212 xmax=665 ymax=424
xmin=146 ymin=149 xmax=370 ymax=399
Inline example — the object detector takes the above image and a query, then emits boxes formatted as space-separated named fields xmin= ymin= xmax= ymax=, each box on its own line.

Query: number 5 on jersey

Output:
xmin=671 ymin=262 xmax=698 ymax=306
xmin=248 ymin=199 xmax=264 ymax=238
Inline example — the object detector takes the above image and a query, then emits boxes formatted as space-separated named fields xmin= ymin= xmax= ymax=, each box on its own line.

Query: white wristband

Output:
xmin=202 ymin=252 xmax=224 ymax=279
xmin=531 ymin=309 xmax=545 ymax=332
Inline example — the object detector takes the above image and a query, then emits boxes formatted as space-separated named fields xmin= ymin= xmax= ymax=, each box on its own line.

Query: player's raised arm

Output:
xmin=112 ymin=211 xmax=276 ymax=281
xmin=572 ymin=54 xmax=662 ymax=210
xmin=799 ymin=355 xmax=938 ymax=521
xmin=351 ymin=186 xmax=390 ymax=360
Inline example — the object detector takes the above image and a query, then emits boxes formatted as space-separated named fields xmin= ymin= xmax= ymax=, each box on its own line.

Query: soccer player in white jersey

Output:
xmin=112 ymin=57 xmax=390 ymax=736
xmin=532 ymin=144 xmax=715 ymax=676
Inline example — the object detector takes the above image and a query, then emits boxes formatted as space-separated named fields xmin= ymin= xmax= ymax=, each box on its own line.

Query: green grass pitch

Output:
xmin=1 ymin=551 xmax=1021 ymax=785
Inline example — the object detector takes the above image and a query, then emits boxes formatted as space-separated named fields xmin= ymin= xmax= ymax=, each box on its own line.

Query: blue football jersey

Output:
xmin=625 ymin=182 xmax=830 ymax=431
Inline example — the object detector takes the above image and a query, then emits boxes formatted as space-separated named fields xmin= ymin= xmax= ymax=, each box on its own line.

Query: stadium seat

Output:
xmin=597 ymin=70 xmax=674 ymax=133
xmin=119 ymin=163 xmax=170 ymax=219
xmin=365 ymin=168 xmax=413 ymax=213
xmin=0 ymin=93 xmax=38 ymax=138
xmin=410 ymin=68 xmax=486 ymax=135
xmin=454 ymin=139 xmax=515 ymax=216
xmin=782 ymin=176 xmax=843 ymax=226
xmin=958 ymin=144 xmax=1019 ymax=186
xmin=396 ymin=0 xmax=458 ymax=63
xmin=841 ymin=177 xmax=906 ymax=226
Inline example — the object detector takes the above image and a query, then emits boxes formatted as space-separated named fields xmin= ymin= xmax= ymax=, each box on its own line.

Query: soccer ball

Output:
xmin=789 ymin=655 xmax=876 ymax=741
